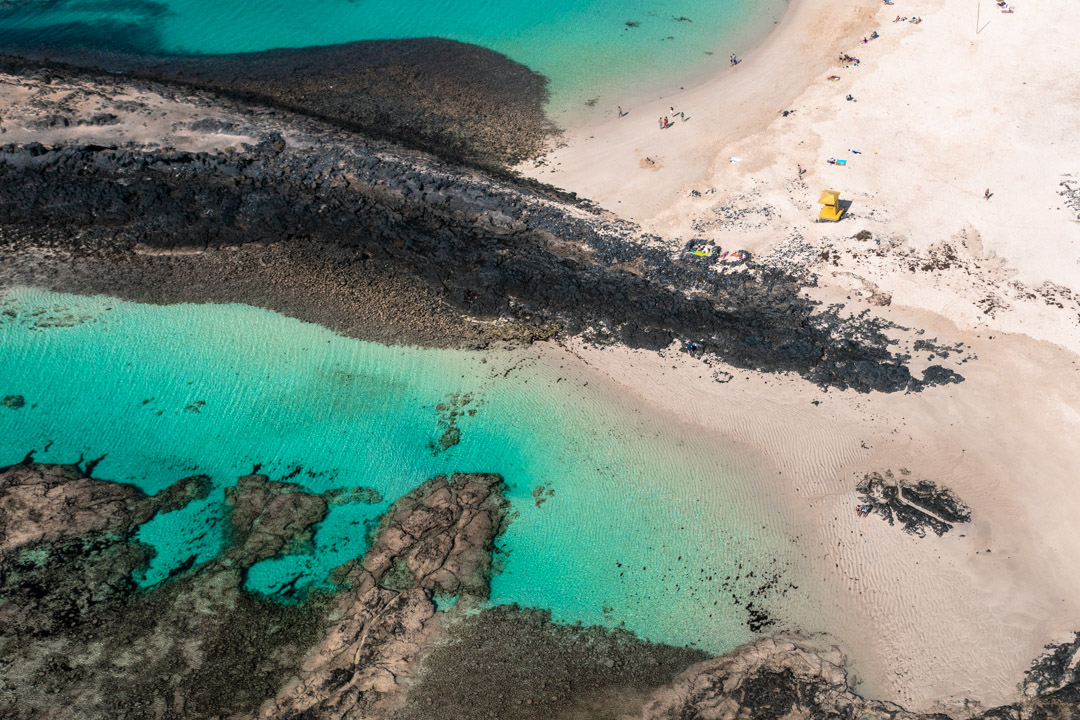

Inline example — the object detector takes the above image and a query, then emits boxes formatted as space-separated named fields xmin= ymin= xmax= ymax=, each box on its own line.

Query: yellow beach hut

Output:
xmin=817 ymin=190 xmax=844 ymax=221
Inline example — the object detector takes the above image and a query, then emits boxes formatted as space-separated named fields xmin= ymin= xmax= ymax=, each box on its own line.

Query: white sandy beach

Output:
xmin=519 ymin=0 xmax=1080 ymax=712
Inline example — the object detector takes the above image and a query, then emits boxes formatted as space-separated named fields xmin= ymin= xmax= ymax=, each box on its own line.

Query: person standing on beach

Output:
xmin=618 ymin=106 xmax=624 ymax=117
xmin=985 ymin=188 xmax=991 ymax=200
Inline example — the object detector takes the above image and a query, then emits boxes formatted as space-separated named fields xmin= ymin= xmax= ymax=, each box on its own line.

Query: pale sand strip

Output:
xmin=519 ymin=0 xmax=883 ymax=220
xmin=520 ymin=0 xmax=1080 ymax=710
xmin=523 ymin=0 xmax=1080 ymax=352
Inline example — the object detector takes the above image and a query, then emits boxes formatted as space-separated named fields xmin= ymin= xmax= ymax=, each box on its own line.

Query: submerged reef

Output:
xmin=0 ymin=59 xmax=964 ymax=393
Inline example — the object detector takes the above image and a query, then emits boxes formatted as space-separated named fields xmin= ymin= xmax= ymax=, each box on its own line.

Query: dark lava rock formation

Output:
xmin=0 ymin=60 xmax=965 ymax=393
xmin=858 ymin=470 xmax=972 ymax=537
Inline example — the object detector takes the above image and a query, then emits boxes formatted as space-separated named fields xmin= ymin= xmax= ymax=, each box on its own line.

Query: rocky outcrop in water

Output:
xmin=2 ymin=460 xmax=1079 ymax=719
xmin=224 ymin=473 xmax=332 ymax=569
xmin=0 ymin=462 xmax=519 ymax=720
xmin=0 ymin=461 xmax=331 ymax=719
xmin=0 ymin=60 xmax=965 ymax=393
xmin=260 ymin=473 xmax=510 ymax=719
xmin=0 ymin=461 xmax=210 ymax=556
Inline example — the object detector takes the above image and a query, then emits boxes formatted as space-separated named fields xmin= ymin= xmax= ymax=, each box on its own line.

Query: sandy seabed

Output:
xmin=521 ymin=0 xmax=1080 ymax=712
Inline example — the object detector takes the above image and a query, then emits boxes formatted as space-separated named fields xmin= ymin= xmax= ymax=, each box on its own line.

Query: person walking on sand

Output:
xmin=985 ymin=188 xmax=991 ymax=200
xmin=618 ymin=105 xmax=623 ymax=117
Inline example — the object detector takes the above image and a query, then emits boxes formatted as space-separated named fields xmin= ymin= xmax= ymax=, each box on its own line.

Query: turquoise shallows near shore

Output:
xmin=0 ymin=0 xmax=787 ymax=113
xmin=0 ymin=288 xmax=803 ymax=653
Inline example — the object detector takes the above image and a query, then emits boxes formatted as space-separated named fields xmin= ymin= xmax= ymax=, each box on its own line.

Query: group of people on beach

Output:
xmin=894 ymin=15 xmax=922 ymax=22
xmin=659 ymin=106 xmax=688 ymax=129
xmin=729 ymin=53 xmax=739 ymax=65
xmin=839 ymin=52 xmax=860 ymax=66
xmin=856 ymin=504 xmax=874 ymax=518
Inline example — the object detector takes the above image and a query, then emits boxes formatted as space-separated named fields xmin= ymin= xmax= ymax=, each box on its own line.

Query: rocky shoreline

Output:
xmin=2 ymin=459 xmax=1078 ymax=720
xmin=0 ymin=39 xmax=556 ymax=170
xmin=0 ymin=58 xmax=965 ymax=392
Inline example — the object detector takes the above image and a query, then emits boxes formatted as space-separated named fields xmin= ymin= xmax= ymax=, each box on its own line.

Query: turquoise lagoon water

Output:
xmin=0 ymin=0 xmax=788 ymax=114
xmin=0 ymin=287 xmax=804 ymax=653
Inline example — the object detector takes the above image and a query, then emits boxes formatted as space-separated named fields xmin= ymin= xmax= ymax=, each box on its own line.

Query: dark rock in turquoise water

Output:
xmin=2 ymin=394 xmax=24 ymax=408
xmin=0 ymin=462 xmax=517 ymax=719
xmin=224 ymin=473 xmax=331 ymax=568
xmin=330 ymin=486 xmax=384 ymax=505
xmin=154 ymin=473 xmax=212 ymax=515
xmin=0 ymin=461 xmax=328 ymax=717
xmin=253 ymin=472 xmax=512 ymax=718
xmin=428 ymin=393 xmax=473 ymax=454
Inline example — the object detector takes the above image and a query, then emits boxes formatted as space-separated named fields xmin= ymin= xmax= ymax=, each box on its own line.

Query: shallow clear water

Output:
xmin=0 ymin=0 xmax=787 ymax=113
xmin=0 ymin=287 xmax=804 ymax=653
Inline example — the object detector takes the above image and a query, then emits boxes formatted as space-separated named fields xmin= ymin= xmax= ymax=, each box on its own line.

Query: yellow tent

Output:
xmin=818 ymin=190 xmax=844 ymax=221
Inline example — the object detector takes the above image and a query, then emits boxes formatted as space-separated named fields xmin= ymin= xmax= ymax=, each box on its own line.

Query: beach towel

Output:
xmin=836 ymin=159 xmax=847 ymax=166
